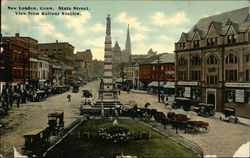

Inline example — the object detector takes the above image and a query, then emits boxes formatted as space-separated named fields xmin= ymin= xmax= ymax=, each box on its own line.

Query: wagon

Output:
xmin=72 ymin=85 xmax=79 ymax=93
xmin=22 ymin=128 xmax=50 ymax=156
xmin=220 ymin=107 xmax=239 ymax=123
xmin=171 ymin=97 xmax=193 ymax=111
xmin=186 ymin=121 xmax=210 ymax=133
xmin=194 ymin=103 xmax=215 ymax=117
xmin=47 ymin=112 xmax=64 ymax=136
xmin=33 ymin=90 xmax=46 ymax=102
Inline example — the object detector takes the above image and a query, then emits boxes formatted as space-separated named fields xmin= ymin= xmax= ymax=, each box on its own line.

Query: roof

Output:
xmin=184 ymin=7 xmax=249 ymax=41
xmin=113 ymin=41 xmax=121 ymax=52
xmin=139 ymin=54 xmax=161 ymax=65
xmin=151 ymin=53 xmax=175 ymax=64
xmin=24 ymin=129 xmax=44 ymax=136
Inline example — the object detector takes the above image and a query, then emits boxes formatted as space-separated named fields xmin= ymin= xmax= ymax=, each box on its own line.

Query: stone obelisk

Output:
xmin=97 ymin=15 xmax=119 ymax=106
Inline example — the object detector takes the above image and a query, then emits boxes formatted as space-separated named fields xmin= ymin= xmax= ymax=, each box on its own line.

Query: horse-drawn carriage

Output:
xmin=171 ymin=97 xmax=193 ymax=111
xmin=194 ymin=103 xmax=215 ymax=117
xmin=83 ymin=90 xmax=92 ymax=98
xmin=33 ymin=90 xmax=47 ymax=102
xmin=72 ymin=85 xmax=79 ymax=93
xmin=22 ymin=128 xmax=50 ymax=157
xmin=47 ymin=112 xmax=64 ymax=136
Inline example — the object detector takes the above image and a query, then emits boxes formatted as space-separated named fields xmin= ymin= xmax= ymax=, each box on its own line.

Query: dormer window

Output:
xmin=193 ymin=40 xmax=200 ymax=48
xmin=207 ymin=37 xmax=217 ymax=46
xmin=180 ymin=42 xmax=185 ymax=50
xmin=227 ymin=34 xmax=236 ymax=44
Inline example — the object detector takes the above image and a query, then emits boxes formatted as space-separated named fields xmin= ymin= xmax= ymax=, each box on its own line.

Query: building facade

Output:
xmin=0 ymin=36 xmax=30 ymax=92
xmin=74 ymin=49 xmax=93 ymax=81
xmin=175 ymin=7 xmax=250 ymax=117
xmin=37 ymin=56 xmax=50 ymax=88
xmin=38 ymin=41 xmax=74 ymax=79
xmin=139 ymin=53 xmax=175 ymax=90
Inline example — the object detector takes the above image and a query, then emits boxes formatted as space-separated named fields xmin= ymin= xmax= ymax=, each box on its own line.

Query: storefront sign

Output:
xmin=225 ymin=83 xmax=250 ymax=88
xmin=185 ymin=87 xmax=191 ymax=98
xmin=235 ymin=90 xmax=244 ymax=103
xmin=178 ymin=81 xmax=198 ymax=86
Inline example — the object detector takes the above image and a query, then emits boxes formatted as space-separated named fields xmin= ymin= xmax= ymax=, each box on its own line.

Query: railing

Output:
xmin=141 ymin=120 xmax=204 ymax=158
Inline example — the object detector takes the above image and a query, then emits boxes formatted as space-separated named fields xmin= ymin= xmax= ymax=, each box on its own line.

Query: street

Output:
xmin=0 ymin=80 xmax=249 ymax=157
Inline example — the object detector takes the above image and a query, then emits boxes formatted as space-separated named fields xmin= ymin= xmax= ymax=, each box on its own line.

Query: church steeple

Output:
xmin=125 ymin=24 xmax=131 ymax=55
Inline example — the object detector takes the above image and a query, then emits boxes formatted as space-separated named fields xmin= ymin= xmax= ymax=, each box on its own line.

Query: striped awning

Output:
xmin=164 ymin=82 xmax=175 ymax=88
xmin=147 ymin=81 xmax=165 ymax=87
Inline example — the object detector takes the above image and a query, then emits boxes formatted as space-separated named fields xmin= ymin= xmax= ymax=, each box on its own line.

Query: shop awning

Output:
xmin=164 ymin=82 xmax=175 ymax=88
xmin=147 ymin=81 xmax=165 ymax=87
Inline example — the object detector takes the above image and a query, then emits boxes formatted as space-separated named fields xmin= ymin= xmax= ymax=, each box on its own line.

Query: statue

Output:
xmin=100 ymin=79 xmax=104 ymax=89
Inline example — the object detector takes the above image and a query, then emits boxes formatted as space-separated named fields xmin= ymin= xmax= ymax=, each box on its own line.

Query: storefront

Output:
xmin=176 ymin=81 xmax=201 ymax=100
xmin=224 ymin=82 xmax=250 ymax=117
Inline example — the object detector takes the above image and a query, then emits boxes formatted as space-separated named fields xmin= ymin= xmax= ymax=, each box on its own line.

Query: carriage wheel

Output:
xmin=203 ymin=125 xmax=210 ymax=133
xmin=229 ymin=118 xmax=235 ymax=123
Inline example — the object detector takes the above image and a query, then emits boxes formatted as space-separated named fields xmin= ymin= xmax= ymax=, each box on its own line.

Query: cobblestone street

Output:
xmin=0 ymin=80 xmax=249 ymax=157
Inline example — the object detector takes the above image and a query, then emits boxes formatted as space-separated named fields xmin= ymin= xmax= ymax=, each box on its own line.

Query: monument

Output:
xmin=95 ymin=15 xmax=121 ymax=107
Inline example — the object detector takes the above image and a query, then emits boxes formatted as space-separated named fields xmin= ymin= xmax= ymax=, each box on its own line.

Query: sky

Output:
xmin=1 ymin=0 xmax=249 ymax=60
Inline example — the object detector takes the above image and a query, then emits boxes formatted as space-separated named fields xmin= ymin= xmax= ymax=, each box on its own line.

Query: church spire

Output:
xmin=125 ymin=24 xmax=131 ymax=55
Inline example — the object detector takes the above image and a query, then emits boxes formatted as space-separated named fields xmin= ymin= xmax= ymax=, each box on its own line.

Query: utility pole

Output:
xmin=157 ymin=56 xmax=161 ymax=103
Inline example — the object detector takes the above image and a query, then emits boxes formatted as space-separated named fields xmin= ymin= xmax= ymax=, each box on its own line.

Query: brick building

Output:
xmin=139 ymin=53 xmax=175 ymax=91
xmin=38 ymin=40 xmax=74 ymax=80
xmin=174 ymin=7 xmax=250 ymax=117
xmin=74 ymin=49 xmax=93 ymax=81
xmin=0 ymin=37 xmax=30 ymax=92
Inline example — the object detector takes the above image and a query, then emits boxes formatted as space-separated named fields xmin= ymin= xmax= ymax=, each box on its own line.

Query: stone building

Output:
xmin=111 ymin=25 xmax=132 ymax=79
xmin=174 ymin=7 xmax=250 ymax=117
xmin=38 ymin=40 xmax=74 ymax=79
xmin=73 ymin=49 xmax=93 ymax=81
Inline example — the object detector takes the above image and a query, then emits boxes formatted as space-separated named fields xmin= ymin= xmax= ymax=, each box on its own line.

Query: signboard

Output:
xmin=225 ymin=83 xmax=250 ymax=88
xmin=235 ymin=90 xmax=244 ymax=103
xmin=184 ymin=87 xmax=191 ymax=98
xmin=177 ymin=81 xmax=198 ymax=86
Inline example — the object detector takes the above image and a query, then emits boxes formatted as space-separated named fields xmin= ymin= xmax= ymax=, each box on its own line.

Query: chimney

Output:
xmin=15 ymin=33 xmax=19 ymax=37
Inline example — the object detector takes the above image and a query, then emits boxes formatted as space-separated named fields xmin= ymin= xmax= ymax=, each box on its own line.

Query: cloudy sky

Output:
xmin=1 ymin=0 xmax=248 ymax=60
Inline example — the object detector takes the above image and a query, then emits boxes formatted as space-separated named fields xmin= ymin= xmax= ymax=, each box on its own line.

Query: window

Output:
xmin=193 ymin=40 xmax=200 ymax=48
xmin=246 ymin=69 xmax=249 ymax=81
xmin=178 ymin=57 xmax=187 ymax=66
xmin=191 ymin=56 xmax=201 ymax=65
xmin=246 ymin=54 xmax=249 ymax=62
xmin=207 ymin=55 xmax=217 ymax=65
xmin=227 ymin=34 xmax=236 ymax=44
xmin=58 ymin=49 xmax=62 ymax=55
xmin=161 ymin=65 xmax=164 ymax=70
xmin=225 ymin=70 xmax=237 ymax=81
xmin=225 ymin=90 xmax=235 ymax=103
xmin=226 ymin=53 xmax=237 ymax=64
xmin=180 ymin=42 xmax=185 ymax=50
xmin=192 ymin=71 xmax=201 ymax=81
xmin=207 ymin=75 xmax=218 ymax=84
xmin=178 ymin=71 xmax=187 ymax=81
xmin=207 ymin=37 xmax=218 ymax=46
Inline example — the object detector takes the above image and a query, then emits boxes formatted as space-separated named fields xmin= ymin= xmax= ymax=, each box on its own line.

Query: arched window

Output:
xmin=191 ymin=56 xmax=201 ymax=65
xmin=207 ymin=55 xmax=217 ymax=65
xmin=178 ymin=57 xmax=187 ymax=66
xmin=226 ymin=53 xmax=237 ymax=64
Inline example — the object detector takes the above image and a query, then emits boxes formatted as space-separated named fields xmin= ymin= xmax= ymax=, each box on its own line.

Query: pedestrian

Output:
xmin=67 ymin=94 xmax=71 ymax=102
xmin=118 ymin=90 xmax=121 ymax=95
xmin=161 ymin=94 xmax=165 ymax=103
xmin=16 ymin=95 xmax=20 ymax=108
xmin=127 ymin=87 xmax=130 ymax=94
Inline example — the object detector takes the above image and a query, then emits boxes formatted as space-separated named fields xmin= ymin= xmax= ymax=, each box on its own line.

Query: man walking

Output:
xmin=67 ymin=94 xmax=71 ymax=102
